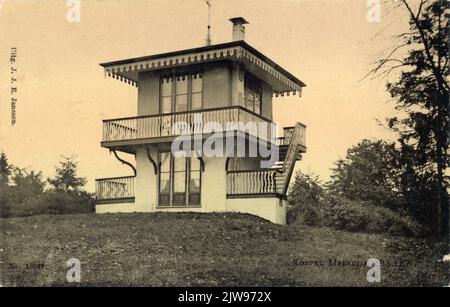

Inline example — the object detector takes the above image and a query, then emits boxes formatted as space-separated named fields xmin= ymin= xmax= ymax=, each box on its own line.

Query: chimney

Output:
xmin=229 ymin=17 xmax=249 ymax=41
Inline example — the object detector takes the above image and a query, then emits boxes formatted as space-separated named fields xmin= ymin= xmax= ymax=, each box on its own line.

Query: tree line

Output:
xmin=288 ymin=139 xmax=428 ymax=238
xmin=0 ymin=153 xmax=94 ymax=218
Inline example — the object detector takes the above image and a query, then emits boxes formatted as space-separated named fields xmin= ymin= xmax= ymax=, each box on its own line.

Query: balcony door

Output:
xmin=158 ymin=152 xmax=201 ymax=207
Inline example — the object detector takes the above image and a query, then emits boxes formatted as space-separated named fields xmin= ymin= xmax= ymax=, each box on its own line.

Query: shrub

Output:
xmin=287 ymin=202 xmax=322 ymax=226
xmin=7 ymin=195 xmax=48 ymax=217
xmin=366 ymin=205 xmax=427 ymax=237
xmin=287 ymin=172 xmax=324 ymax=226
xmin=1 ymin=190 xmax=94 ymax=218
xmin=321 ymin=195 xmax=426 ymax=237
xmin=43 ymin=190 xmax=94 ymax=215
xmin=321 ymin=196 xmax=371 ymax=231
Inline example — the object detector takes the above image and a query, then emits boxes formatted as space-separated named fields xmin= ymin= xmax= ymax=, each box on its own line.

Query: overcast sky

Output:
xmin=0 ymin=0 xmax=411 ymax=191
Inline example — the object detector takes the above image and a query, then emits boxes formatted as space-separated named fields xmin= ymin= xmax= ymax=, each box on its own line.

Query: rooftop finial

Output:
xmin=205 ymin=0 xmax=212 ymax=46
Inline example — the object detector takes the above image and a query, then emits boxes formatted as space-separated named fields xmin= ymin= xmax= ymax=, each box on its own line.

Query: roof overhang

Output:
xmin=100 ymin=41 xmax=306 ymax=97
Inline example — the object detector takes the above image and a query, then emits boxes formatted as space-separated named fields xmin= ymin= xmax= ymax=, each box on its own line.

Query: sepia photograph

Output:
xmin=0 ymin=0 xmax=449 ymax=292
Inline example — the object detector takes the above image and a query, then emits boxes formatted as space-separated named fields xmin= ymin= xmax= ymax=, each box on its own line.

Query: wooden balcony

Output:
xmin=102 ymin=106 xmax=278 ymax=150
xmin=95 ymin=176 xmax=135 ymax=204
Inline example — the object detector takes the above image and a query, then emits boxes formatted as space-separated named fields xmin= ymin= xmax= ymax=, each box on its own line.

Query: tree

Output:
xmin=287 ymin=171 xmax=325 ymax=225
xmin=0 ymin=152 xmax=11 ymax=189
xmin=11 ymin=168 xmax=45 ymax=199
xmin=369 ymin=0 xmax=449 ymax=238
xmin=0 ymin=152 xmax=12 ymax=214
xmin=48 ymin=156 xmax=87 ymax=193
xmin=327 ymin=139 xmax=403 ymax=211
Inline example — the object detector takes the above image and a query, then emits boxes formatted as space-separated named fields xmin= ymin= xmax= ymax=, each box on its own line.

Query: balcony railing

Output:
xmin=102 ymin=106 xmax=274 ymax=144
xmin=227 ymin=170 xmax=279 ymax=196
xmin=95 ymin=176 xmax=135 ymax=201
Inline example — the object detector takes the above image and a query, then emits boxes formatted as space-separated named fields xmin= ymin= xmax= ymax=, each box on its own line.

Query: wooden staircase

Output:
xmin=225 ymin=123 xmax=306 ymax=198
xmin=273 ymin=123 xmax=306 ymax=196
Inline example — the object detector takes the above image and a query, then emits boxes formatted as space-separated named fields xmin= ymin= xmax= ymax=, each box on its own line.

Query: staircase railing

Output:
xmin=276 ymin=123 xmax=306 ymax=195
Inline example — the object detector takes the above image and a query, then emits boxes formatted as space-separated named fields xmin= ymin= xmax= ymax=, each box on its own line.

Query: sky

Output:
xmin=0 ymin=0 xmax=411 ymax=191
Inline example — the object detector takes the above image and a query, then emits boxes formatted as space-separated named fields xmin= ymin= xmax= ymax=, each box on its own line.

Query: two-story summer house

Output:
xmin=95 ymin=18 xmax=306 ymax=224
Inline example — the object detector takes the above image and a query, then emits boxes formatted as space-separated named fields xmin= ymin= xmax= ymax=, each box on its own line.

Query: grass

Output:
xmin=0 ymin=212 xmax=447 ymax=287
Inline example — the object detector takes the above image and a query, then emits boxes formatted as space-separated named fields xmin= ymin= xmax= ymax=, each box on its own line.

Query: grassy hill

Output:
xmin=0 ymin=212 xmax=447 ymax=286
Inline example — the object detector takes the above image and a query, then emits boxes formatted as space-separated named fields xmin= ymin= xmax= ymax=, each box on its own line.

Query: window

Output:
xmin=175 ymin=75 xmax=188 ymax=112
xmin=244 ymin=76 xmax=262 ymax=114
xmin=160 ymin=72 xmax=203 ymax=113
xmin=161 ymin=77 xmax=173 ymax=114
xmin=159 ymin=152 xmax=171 ymax=206
xmin=189 ymin=154 xmax=201 ymax=205
xmin=173 ymin=155 xmax=186 ymax=205
xmin=158 ymin=152 xmax=201 ymax=207
xmin=191 ymin=73 xmax=203 ymax=110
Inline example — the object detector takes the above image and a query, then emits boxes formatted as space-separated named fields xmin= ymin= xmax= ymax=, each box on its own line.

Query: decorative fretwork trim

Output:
xmin=103 ymin=46 xmax=303 ymax=96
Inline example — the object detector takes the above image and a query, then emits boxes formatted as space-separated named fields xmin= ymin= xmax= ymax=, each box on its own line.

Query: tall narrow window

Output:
xmin=173 ymin=155 xmax=187 ymax=205
xmin=159 ymin=152 xmax=171 ymax=206
xmin=191 ymin=73 xmax=203 ymax=110
xmin=245 ymin=87 xmax=254 ymax=110
xmin=175 ymin=75 xmax=188 ymax=112
xmin=189 ymin=154 xmax=201 ymax=205
xmin=254 ymin=91 xmax=261 ymax=115
xmin=244 ymin=76 xmax=262 ymax=114
xmin=158 ymin=152 xmax=201 ymax=207
xmin=161 ymin=77 xmax=173 ymax=114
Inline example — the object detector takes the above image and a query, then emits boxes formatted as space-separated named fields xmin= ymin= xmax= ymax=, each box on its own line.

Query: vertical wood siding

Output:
xmin=203 ymin=62 xmax=231 ymax=109
xmin=138 ymin=72 xmax=160 ymax=116
xmin=261 ymin=82 xmax=273 ymax=121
